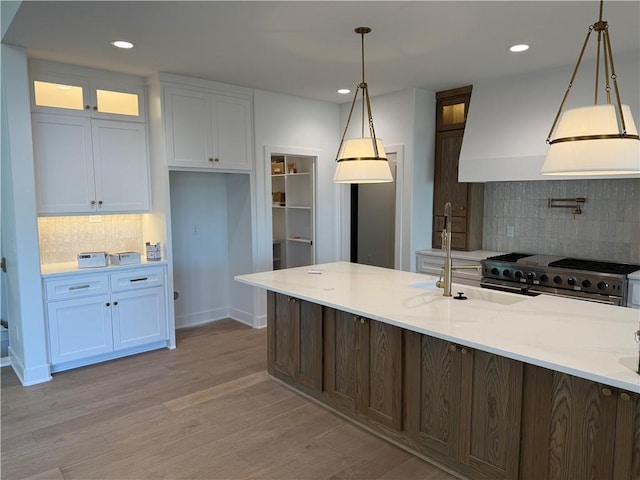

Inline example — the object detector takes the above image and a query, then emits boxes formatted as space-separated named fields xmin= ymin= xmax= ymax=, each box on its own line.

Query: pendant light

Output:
xmin=541 ymin=0 xmax=639 ymax=176
xmin=334 ymin=27 xmax=393 ymax=184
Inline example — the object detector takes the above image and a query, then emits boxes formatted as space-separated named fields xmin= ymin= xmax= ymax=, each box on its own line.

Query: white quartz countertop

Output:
xmin=415 ymin=248 xmax=505 ymax=261
xmin=41 ymin=260 xmax=167 ymax=277
xmin=629 ymin=270 xmax=640 ymax=280
xmin=236 ymin=261 xmax=640 ymax=393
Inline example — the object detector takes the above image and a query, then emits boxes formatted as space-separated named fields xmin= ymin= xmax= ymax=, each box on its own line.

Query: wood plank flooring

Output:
xmin=1 ymin=320 xmax=457 ymax=480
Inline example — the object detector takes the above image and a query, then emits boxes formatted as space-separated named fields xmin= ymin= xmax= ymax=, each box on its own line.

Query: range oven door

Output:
xmin=527 ymin=286 xmax=623 ymax=306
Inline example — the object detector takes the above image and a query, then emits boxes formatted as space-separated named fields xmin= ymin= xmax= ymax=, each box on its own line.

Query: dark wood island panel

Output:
xmin=266 ymin=290 xmax=640 ymax=480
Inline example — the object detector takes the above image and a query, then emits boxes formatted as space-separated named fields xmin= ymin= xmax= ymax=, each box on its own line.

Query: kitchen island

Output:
xmin=236 ymin=262 xmax=640 ymax=480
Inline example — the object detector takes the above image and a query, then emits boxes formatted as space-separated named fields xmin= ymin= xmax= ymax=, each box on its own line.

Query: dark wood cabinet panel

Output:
xmin=360 ymin=318 xmax=402 ymax=430
xmin=432 ymin=85 xmax=483 ymax=251
xmin=325 ymin=309 xmax=402 ymax=430
xmin=405 ymin=332 xmax=522 ymax=480
xmin=324 ymin=309 xmax=358 ymax=412
xmin=267 ymin=291 xmax=322 ymax=391
xmin=461 ymin=349 xmax=523 ymax=480
xmin=520 ymin=364 xmax=638 ymax=480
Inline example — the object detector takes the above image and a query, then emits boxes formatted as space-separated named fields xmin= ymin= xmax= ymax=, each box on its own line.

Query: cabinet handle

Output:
xmin=69 ymin=284 xmax=91 ymax=291
xmin=105 ymin=302 xmax=110 ymax=307
xmin=129 ymin=277 xmax=148 ymax=283
xmin=601 ymin=387 xmax=612 ymax=397
xmin=620 ymin=392 xmax=631 ymax=401
xmin=449 ymin=344 xmax=458 ymax=352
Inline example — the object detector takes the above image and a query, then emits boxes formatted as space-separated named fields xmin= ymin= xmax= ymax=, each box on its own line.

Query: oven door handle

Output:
xmin=527 ymin=287 xmax=620 ymax=306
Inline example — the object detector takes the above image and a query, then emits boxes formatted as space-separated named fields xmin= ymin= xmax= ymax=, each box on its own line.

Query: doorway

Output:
xmin=350 ymin=153 xmax=397 ymax=268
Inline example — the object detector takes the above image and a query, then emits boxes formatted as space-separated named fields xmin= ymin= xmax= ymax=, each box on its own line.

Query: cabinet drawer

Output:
xmin=45 ymin=274 xmax=109 ymax=301
xmin=110 ymin=267 xmax=164 ymax=292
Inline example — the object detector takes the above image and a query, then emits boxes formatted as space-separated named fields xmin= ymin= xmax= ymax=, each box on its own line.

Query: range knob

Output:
xmin=514 ymin=270 xmax=524 ymax=279
xmin=553 ymin=276 xmax=562 ymax=285
xmin=503 ymin=269 xmax=511 ymax=278
xmin=567 ymin=277 xmax=576 ymax=286
xmin=526 ymin=272 xmax=536 ymax=280
xmin=597 ymin=281 xmax=608 ymax=290
xmin=582 ymin=279 xmax=592 ymax=288
xmin=539 ymin=274 xmax=549 ymax=282
xmin=491 ymin=267 xmax=499 ymax=276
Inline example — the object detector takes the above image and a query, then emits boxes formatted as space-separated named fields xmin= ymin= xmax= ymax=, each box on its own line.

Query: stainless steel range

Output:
xmin=480 ymin=253 xmax=640 ymax=306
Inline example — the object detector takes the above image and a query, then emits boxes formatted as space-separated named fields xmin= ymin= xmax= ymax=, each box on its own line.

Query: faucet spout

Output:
xmin=436 ymin=202 xmax=453 ymax=296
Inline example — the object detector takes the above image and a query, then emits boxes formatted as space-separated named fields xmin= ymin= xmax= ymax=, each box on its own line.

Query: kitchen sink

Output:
xmin=410 ymin=281 xmax=525 ymax=306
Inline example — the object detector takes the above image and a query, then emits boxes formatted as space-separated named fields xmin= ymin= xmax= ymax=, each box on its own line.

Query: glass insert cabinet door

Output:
xmin=436 ymin=88 xmax=471 ymax=132
xmin=31 ymin=73 xmax=145 ymax=121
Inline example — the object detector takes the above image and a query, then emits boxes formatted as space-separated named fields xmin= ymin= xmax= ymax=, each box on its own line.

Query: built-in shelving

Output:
xmin=271 ymin=154 xmax=315 ymax=269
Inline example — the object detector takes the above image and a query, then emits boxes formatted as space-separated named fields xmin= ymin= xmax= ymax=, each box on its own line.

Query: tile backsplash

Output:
xmin=482 ymin=179 xmax=640 ymax=264
xmin=38 ymin=215 xmax=144 ymax=264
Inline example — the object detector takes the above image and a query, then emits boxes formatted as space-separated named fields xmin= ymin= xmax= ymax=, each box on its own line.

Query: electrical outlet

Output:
xmin=89 ymin=215 xmax=102 ymax=223
xmin=507 ymin=225 xmax=515 ymax=238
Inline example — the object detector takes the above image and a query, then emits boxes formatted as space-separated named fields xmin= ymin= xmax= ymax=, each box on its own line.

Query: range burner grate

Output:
xmin=486 ymin=253 xmax=533 ymax=263
xmin=548 ymin=258 xmax=640 ymax=275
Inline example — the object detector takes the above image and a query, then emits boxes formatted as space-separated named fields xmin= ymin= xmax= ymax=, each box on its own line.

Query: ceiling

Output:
xmin=3 ymin=1 xmax=639 ymax=104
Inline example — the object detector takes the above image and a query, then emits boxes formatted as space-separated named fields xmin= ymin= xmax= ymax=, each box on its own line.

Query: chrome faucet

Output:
xmin=435 ymin=202 xmax=481 ymax=297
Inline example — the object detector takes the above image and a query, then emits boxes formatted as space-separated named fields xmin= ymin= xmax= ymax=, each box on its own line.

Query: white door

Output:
xmin=47 ymin=294 xmax=113 ymax=364
xmin=111 ymin=286 xmax=167 ymax=350
xmin=91 ymin=120 xmax=149 ymax=212
xmin=32 ymin=114 xmax=96 ymax=214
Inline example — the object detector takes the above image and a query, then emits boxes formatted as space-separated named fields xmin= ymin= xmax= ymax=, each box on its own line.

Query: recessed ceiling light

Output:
xmin=111 ymin=40 xmax=134 ymax=49
xmin=509 ymin=44 xmax=530 ymax=53
xmin=337 ymin=88 xmax=351 ymax=95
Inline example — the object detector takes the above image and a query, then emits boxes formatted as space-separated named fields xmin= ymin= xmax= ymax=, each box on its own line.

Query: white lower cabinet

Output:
xmin=44 ymin=265 xmax=168 ymax=372
xmin=47 ymin=294 xmax=113 ymax=364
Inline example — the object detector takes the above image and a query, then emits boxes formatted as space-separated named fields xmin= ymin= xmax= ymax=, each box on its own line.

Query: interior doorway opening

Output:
xmin=350 ymin=153 xmax=397 ymax=269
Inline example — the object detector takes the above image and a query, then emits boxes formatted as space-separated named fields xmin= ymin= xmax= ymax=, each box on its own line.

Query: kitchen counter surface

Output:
xmin=629 ymin=270 xmax=640 ymax=280
xmin=41 ymin=260 xmax=167 ymax=277
xmin=415 ymin=248 xmax=505 ymax=261
xmin=236 ymin=261 xmax=640 ymax=393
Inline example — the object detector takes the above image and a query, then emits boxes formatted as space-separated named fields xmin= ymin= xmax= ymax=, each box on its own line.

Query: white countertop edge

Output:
xmin=629 ymin=270 xmax=640 ymax=280
xmin=41 ymin=260 xmax=168 ymax=277
xmin=235 ymin=262 xmax=640 ymax=394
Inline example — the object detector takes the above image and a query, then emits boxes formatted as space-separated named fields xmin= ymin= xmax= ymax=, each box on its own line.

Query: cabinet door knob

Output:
xmin=461 ymin=347 xmax=469 ymax=355
xmin=113 ymin=301 xmax=118 ymax=306
xmin=90 ymin=200 xmax=96 ymax=206
xmin=601 ymin=387 xmax=612 ymax=397
xmin=449 ymin=344 xmax=458 ymax=352
xmin=208 ymin=158 xmax=214 ymax=162
xmin=620 ymin=392 xmax=631 ymax=401
xmin=105 ymin=302 xmax=110 ymax=307
xmin=93 ymin=106 xmax=98 ymax=111
xmin=97 ymin=200 xmax=103 ymax=206
xmin=85 ymin=105 xmax=91 ymax=110
xmin=360 ymin=318 xmax=365 ymax=324
xmin=353 ymin=316 xmax=357 ymax=322
xmin=214 ymin=158 xmax=219 ymax=162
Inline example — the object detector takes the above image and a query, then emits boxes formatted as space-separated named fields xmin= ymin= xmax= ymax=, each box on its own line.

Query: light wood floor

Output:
xmin=1 ymin=320 xmax=457 ymax=480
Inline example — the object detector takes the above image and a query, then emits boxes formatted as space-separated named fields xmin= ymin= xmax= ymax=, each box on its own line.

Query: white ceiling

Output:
xmin=3 ymin=1 xmax=639 ymax=104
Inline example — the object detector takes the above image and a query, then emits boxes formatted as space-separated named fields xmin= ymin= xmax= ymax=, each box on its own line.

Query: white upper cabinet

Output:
xmin=30 ymin=68 xmax=146 ymax=122
xmin=29 ymin=61 xmax=151 ymax=215
xmin=163 ymin=84 xmax=252 ymax=171
xmin=33 ymin=114 xmax=150 ymax=214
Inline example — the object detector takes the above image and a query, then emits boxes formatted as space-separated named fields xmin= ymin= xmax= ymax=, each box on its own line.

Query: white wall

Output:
xmin=251 ymin=89 xmax=340 ymax=327
xmin=339 ymin=88 xmax=435 ymax=272
xmin=0 ymin=45 xmax=50 ymax=385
